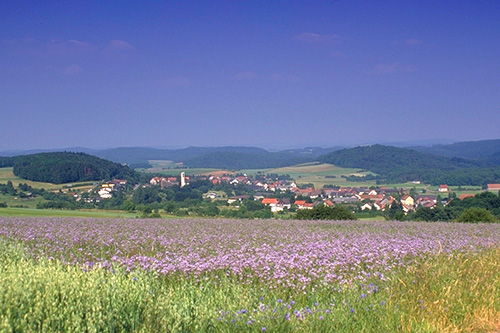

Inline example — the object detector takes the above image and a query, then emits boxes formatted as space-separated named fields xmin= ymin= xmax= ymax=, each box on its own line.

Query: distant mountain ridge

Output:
xmin=2 ymin=139 xmax=500 ymax=185
xmin=93 ymin=146 xmax=270 ymax=166
xmin=410 ymin=139 xmax=500 ymax=160
xmin=0 ymin=146 xmax=345 ymax=169
xmin=2 ymin=140 xmax=500 ymax=185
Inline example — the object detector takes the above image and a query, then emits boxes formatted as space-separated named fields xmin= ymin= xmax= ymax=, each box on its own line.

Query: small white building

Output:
xmin=438 ymin=184 xmax=449 ymax=192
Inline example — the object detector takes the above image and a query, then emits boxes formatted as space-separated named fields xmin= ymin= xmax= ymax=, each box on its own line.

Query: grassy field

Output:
xmin=1 ymin=218 xmax=499 ymax=332
xmin=243 ymin=162 xmax=399 ymax=188
xmin=0 ymin=193 xmax=45 ymax=209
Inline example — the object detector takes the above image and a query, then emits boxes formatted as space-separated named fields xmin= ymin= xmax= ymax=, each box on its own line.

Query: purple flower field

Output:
xmin=1 ymin=217 xmax=499 ymax=288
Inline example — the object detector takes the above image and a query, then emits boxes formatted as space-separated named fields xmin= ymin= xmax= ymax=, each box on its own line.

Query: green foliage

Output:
xmin=0 ymin=181 xmax=16 ymax=196
xmin=0 ymin=156 xmax=17 ymax=168
xmin=448 ymin=191 xmax=500 ymax=218
xmin=122 ymin=200 xmax=135 ymax=212
xmin=132 ymin=186 xmax=161 ymax=205
xmin=385 ymin=201 xmax=406 ymax=221
xmin=10 ymin=152 xmax=139 ymax=184
xmin=241 ymin=198 xmax=266 ymax=212
xmin=456 ymin=207 xmax=498 ymax=223
xmin=413 ymin=206 xmax=462 ymax=222
xmin=296 ymin=205 xmax=356 ymax=220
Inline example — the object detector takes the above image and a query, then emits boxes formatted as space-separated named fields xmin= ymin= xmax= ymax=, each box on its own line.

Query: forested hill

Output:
xmin=0 ymin=152 xmax=139 ymax=184
xmin=317 ymin=145 xmax=500 ymax=186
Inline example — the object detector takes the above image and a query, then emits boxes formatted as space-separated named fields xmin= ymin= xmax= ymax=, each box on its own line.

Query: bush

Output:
xmin=456 ymin=207 xmax=497 ymax=223
xmin=296 ymin=205 xmax=356 ymax=220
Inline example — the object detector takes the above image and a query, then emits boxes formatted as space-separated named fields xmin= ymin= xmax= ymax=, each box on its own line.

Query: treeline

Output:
xmin=0 ymin=157 xmax=16 ymax=168
xmin=5 ymin=152 xmax=140 ymax=184
xmin=296 ymin=205 xmax=356 ymax=220
xmin=318 ymin=145 xmax=500 ymax=186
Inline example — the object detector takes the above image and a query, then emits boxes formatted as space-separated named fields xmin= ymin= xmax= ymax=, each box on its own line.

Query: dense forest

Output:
xmin=317 ymin=145 xmax=500 ymax=186
xmin=1 ymin=152 xmax=140 ymax=184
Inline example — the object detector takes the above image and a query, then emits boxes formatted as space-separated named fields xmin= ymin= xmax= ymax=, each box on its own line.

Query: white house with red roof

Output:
xmin=438 ymin=184 xmax=449 ymax=192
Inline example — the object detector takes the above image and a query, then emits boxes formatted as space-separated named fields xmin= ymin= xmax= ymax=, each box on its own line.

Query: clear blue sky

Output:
xmin=1 ymin=1 xmax=499 ymax=150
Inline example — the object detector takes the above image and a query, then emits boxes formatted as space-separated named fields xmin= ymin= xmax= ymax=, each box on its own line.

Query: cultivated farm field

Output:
xmin=1 ymin=217 xmax=499 ymax=332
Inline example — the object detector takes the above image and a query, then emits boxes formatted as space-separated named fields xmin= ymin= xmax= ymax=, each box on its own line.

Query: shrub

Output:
xmin=456 ymin=207 xmax=497 ymax=223
xmin=296 ymin=205 xmax=356 ymax=220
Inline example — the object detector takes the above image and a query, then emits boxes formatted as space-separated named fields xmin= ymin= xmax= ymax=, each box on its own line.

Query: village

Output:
xmin=132 ymin=173 xmax=500 ymax=214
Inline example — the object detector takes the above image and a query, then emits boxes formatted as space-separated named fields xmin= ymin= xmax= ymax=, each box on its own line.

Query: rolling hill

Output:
xmin=317 ymin=145 xmax=500 ymax=186
xmin=0 ymin=152 xmax=139 ymax=184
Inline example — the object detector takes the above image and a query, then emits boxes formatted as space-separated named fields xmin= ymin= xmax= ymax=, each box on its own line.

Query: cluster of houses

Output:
xmin=100 ymin=170 xmax=500 ymax=214
xmin=255 ymin=187 xmax=441 ymax=213
xmin=208 ymin=174 xmax=298 ymax=192
xmin=149 ymin=172 xmax=189 ymax=188
xmin=219 ymin=183 xmax=443 ymax=213
xmin=255 ymin=183 xmax=500 ymax=214
xmin=95 ymin=179 xmax=127 ymax=199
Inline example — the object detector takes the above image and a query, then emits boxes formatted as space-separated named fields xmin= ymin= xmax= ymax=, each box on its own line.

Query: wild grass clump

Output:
xmin=1 ymin=237 xmax=499 ymax=332
xmin=388 ymin=249 xmax=500 ymax=332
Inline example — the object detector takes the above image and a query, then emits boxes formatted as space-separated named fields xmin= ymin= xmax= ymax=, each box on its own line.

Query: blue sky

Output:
xmin=1 ymin=1 xmax=499 ymax=150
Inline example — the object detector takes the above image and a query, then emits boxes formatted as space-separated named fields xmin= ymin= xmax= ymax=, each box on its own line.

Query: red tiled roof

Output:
xmin=262 ymin=198 xmax=278 ymax=205
xmin=324 ymin=200 xmax=334 ymax=207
